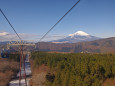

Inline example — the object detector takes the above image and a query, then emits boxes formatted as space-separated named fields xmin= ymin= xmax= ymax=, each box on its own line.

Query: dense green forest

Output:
xmin=31 ymin=52 xmax=115 ymax=86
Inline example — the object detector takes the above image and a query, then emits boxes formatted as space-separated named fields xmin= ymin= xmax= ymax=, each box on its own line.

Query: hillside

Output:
xmin=36 ymin=37 xmax=115 ymax=53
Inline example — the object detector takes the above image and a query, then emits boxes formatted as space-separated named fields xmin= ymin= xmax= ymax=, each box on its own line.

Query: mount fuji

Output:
xmin=52 ymin=31 xmax=101 ymax=43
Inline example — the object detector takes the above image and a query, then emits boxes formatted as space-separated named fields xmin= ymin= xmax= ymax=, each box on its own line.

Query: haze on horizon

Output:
xmin=0 ymin=0 xmax=115 ymax=41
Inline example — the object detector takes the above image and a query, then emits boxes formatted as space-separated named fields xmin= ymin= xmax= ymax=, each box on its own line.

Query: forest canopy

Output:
xmin=31 ymin=52 xmax=115 ymax=86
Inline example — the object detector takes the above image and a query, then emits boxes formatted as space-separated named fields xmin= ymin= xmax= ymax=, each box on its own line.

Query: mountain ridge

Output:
xmin=36 ymin=37 xmax=115 ymax=53
xmin=51 ymin=31 xmax=101 ymax=43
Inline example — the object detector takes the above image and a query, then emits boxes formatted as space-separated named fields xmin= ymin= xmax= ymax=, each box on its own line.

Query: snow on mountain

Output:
xmin=51 ymin=31 xmax=101 ymax=43
xmin=69 ymin=31 xmax=89 ymax=37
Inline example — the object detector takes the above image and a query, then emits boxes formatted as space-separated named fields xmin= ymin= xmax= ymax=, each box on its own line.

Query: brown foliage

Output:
xmin=0 ymin=58 xmax=19 ymax=86
xmin=30 ymin=60 xmax=50 ymax=86
xmin=36 ymin=37 xmax=115 ymax=53
xmin=102 ymin=78 xmax=115 ymax=86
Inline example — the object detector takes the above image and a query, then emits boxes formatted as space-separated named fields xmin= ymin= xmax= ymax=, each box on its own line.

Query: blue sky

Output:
xmin=0 ymin=0 xmax=115 ymax=41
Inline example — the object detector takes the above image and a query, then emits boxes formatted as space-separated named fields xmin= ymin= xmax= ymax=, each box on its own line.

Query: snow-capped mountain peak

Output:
xmin=69 ymin=31 xmax=89 ymax=37
xmin=51 ymin=31 xmax=100 ymax=43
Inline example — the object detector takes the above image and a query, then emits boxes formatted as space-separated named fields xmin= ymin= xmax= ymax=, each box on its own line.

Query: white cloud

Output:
xmin=0 ymin=31 xmax=39 ymax=41
xmin=0 ymin=32 xmax=9 ymax=36
xmin=38 ymin=35 xmax=66 ymax=42
xmin=0 ymin=31 xmax=65 ymax=42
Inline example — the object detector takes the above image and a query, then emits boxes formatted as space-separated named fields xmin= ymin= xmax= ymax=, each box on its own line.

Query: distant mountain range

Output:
xmin=37 ymin=37 xmax=115 ymax=53
xmin=0 ymin=41 xmax=8 ymax=45
xmin=1 ymin=31 xmax=115 ymax=53
xmin=0 ymin=31 xmax=101 ymax=44
xmin=51 ymin=31 xmax=101 ymax=43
